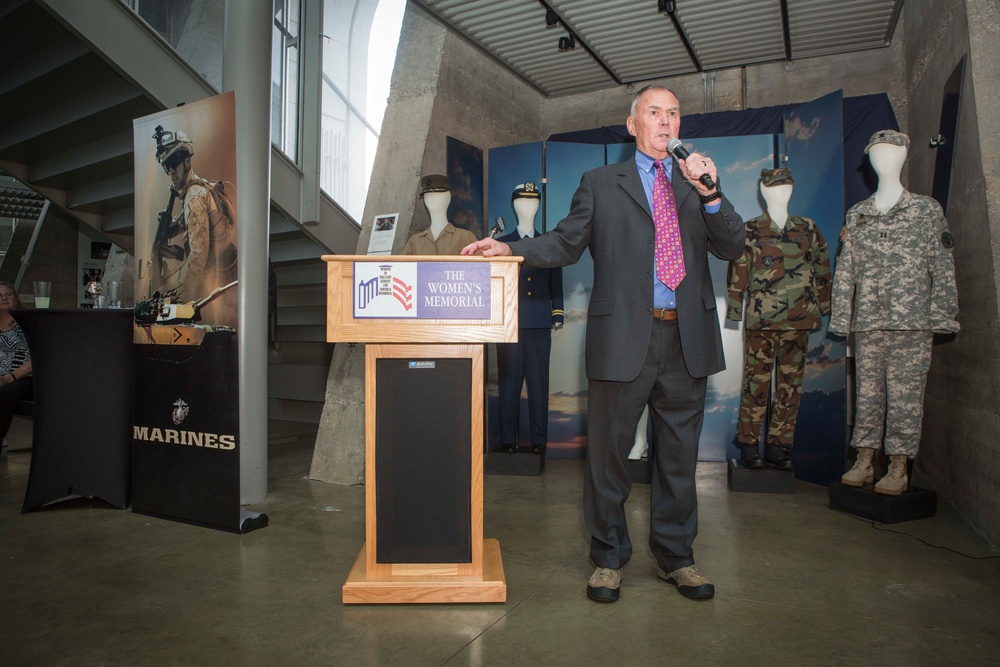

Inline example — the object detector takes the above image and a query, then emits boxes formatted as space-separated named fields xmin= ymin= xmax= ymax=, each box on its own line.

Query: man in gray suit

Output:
xmin=462 ymin=86 xmax=744 ymax=602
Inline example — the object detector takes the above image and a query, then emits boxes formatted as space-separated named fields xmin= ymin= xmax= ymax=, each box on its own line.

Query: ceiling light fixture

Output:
xmin=558 ymin=33 xmax=576 ymax=52
xmin=545 ymin=9 xmax=559 ymax=28
xmin=658 ymin=0 xmax=676 ymax=13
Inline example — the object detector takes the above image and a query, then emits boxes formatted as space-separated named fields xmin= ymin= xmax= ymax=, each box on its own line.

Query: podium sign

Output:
xmin=325 ymin=255 xmax=520 ymax=604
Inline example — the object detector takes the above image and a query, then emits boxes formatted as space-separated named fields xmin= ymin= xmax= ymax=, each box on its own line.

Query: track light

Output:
xmin=658 ymin=0 xmax=676 ymax=13
xmin=545 ymin=9 xmax=558 ymax=28
xmin=558 ymin=33 xmax=576 ymax=51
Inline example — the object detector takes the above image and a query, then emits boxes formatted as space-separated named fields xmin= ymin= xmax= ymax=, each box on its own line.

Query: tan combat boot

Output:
xmin=841 ymin=448 xmax=875 ymax=487
xmin=874 ymin=455 xmax=908 ymax=496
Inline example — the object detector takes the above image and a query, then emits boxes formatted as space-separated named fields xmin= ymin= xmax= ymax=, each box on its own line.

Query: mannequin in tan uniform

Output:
xmin=401 ymin=174 xmax=479 ymax=255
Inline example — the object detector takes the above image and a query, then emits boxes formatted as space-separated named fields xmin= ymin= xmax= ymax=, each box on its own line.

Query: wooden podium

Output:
xmin=324 ymin=255 xmax=521 ymax=604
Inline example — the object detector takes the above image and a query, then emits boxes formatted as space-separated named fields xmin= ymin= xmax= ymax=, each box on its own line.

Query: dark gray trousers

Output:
xmin=585 ymin=318 xmax=706 ymax=572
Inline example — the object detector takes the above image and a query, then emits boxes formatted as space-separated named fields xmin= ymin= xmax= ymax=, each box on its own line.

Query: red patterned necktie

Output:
xmin=653 ymin=160 xmax=685 ymax=290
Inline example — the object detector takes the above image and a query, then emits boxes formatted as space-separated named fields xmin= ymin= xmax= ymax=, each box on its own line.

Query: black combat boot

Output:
xmin=740 ymin=443 xmax=764 ymax=469
xmin=765 ymin=444 xmax=794 ymax=471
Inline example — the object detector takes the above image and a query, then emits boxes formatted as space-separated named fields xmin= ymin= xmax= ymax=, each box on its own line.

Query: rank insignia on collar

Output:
xmin=805 ymin=251 xmax=812 ymax=262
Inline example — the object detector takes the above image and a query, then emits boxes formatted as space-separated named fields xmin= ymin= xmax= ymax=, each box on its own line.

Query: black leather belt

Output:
xmin=652 ymin=308 xmax=677 ymax=321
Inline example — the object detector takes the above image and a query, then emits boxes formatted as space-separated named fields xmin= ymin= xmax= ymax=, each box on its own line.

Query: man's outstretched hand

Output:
xmin=461 ymin=238 xmax=512 ymax=257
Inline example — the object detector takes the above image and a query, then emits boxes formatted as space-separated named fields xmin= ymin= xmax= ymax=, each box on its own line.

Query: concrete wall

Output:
xmin=542 ymin=35 xmax=906 ymax=136
xmin=903 ymin=0 xmax=1000 ymax=548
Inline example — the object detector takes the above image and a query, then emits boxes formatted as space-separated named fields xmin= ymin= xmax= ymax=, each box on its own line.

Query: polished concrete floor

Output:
xmin=2 ymin=436 xmax=1000 ymax=666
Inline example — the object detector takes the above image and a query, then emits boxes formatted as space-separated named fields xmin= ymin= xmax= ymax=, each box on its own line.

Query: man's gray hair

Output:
xmin=629 ymin=84 xmax=677 ymax=117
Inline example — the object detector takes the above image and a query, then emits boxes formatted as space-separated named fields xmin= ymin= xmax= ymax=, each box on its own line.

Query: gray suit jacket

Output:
xmin=509 ymin=156 xmax=745 ymax=381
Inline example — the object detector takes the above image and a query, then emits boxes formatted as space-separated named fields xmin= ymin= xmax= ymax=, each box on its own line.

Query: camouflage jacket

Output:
xmin=829 ymin=190 xmax=959 ymax=334
xmin=727 ymin=214 xmax=831 ymax=330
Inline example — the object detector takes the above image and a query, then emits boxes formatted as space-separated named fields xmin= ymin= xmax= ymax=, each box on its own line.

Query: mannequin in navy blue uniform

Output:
xmin=496 ymin=182 xmax=564 ymax=454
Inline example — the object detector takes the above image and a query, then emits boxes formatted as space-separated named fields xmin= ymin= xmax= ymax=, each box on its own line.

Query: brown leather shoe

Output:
xmin=657 ymin=564 xmax=715 ymax=600
xmin=586 ymin=566 xmax=623 ymax=603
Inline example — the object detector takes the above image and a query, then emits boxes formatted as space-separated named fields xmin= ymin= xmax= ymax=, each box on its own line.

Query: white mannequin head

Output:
xmin=510 ymin=182 xmax=541 ymax=236
xmin=759 ymin=168 xmax=794 ymax=228
xmin=513 ymin=198 xmax=539 ymax=235
xmin=760 ymin=183 xmax=792 ymax=228
xmin=760 ymin=182 xmax=793 ymax=210
xmin=422 ymin=191 xmax=451 ymax=239
xmin=419 ymin=174 xmax=452 ymax=239
xmin=867 ymin=142 xmax=907 ymax=213
xmin=864 ymin=130 xmax=909 ymax=213
xmin=422 ymin=190 xmax=451 ymax=218
xmin=868 ymin=143 xmax=907 ymax=181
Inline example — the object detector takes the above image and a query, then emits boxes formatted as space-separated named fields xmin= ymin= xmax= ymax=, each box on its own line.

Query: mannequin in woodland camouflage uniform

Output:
xmin=728 ymin=168 xmax=831 ymax=471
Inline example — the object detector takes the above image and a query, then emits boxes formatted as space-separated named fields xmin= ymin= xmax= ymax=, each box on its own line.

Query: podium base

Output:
xmin=829 ymin=483 xmax=937 ymax=524
xmin=485 ymin=451 xmax=544 ymax=476
xmin=727 ymin=459 xmax=795 ymax=494
xmin=342 ymin=539 xmax=507 ymax=604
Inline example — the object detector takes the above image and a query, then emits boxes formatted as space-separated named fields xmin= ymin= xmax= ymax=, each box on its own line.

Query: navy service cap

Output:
xmin=760 ymin=168 xmax=794 ymax=187
xmin=865 ymin=129 xmax=910 ymax=154
xmin=511 ymin=181 xmax=540 ymax=201
xmin=419 ymin=174 xmax=450 ymax=197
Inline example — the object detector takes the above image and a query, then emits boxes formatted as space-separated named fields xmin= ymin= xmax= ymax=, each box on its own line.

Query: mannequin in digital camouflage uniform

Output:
xmin=728 ymin=167 xmax=831 ymax=471
xmin=831 ymin=130 xmax=959 ymax=496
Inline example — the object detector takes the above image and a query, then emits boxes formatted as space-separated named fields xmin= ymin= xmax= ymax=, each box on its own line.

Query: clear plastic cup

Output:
xmin=33 ymin=281 xmax=51 ymax=308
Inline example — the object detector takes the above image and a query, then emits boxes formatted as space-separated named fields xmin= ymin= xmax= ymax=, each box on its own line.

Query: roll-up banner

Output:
xmin=130 ymin=92 xmax=262 ymax=533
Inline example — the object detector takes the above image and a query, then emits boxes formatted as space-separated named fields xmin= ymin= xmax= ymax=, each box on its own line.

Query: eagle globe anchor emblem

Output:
xmin=171 ymin=399 xmax=190 ymax=426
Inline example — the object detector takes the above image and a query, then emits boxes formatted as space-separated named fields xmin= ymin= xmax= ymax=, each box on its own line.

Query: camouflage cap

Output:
xmin=760 ymin=168 xmax=794 ymax=187
xmin=419 ymin=174 xmax=450 ymax=197
xmin=864 ymin=129 xmax=910 ymax=154
xmin=511 ymin=181 xmax=540 ymax=201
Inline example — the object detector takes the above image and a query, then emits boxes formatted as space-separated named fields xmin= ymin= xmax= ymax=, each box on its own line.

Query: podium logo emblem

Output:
xmin=353 ymin=261 xmax=490 ymax=319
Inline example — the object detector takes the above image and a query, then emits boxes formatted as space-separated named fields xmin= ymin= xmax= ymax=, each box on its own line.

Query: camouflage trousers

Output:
xmin=851 ymin=329 xmax=933 ymax=458
xmin=735 ymin=329 xmax=810 ymax=449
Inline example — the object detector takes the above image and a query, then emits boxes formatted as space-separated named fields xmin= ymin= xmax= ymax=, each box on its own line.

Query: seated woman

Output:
xmin=0 ymin=281 xmax=33 ymax=458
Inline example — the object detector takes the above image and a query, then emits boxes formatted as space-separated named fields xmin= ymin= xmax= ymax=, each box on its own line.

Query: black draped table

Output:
xmin=16 ymin=309 xmax=134 ymax=512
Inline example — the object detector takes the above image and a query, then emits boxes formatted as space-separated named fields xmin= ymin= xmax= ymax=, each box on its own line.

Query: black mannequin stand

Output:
xmin=728 ymin=459 xmax=795 ymax=494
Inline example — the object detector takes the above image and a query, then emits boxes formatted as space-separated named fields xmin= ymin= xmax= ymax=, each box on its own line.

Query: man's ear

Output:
xmin=626 ymin=116 xmax=636 ymax=137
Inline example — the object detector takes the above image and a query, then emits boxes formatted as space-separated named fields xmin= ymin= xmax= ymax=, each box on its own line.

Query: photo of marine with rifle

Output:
xmin=133 ymin=94 xmax=239 ymax=336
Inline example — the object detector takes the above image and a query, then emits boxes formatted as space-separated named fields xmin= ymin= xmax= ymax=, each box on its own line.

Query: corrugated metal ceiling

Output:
xmin=410 ymin=0 xmax=903 ymax=96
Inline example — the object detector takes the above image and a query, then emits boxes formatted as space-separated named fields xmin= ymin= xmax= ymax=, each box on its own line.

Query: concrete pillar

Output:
xmin=299 ymin=0 xmax=324 ymax=226
xmin=310 ymin=5 xmax=446 ymax=485
xmin=223 ymin=0 xmax=272 ymax=504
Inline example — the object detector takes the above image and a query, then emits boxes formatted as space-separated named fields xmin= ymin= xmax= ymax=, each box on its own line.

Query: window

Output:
xmin=321 ymin=0 xmax=405 ymax=222
xmin=273 ymin=0 xmax=301 ymax=162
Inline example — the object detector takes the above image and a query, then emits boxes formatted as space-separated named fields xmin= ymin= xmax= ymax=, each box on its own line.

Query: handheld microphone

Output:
xmin=667 ymin=138 xmax=716 ymax=190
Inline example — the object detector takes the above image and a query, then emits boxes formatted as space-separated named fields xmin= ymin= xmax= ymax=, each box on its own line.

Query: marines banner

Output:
xmin=130 ymin=92 xmax=251 ymax=533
